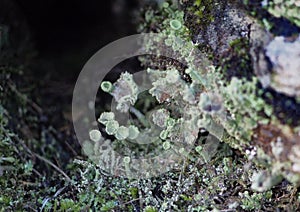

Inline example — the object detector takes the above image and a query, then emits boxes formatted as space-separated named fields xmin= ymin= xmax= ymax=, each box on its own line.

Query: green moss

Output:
xmin=144 ymin=206 xmax=157 ymax=212
xmin=240 ymin=190 xmax=272 ymax=210
xmin=59 ymin=199 xmax=81 ymax=211
xmin=188 ymin=0 xmax=215 ymax=25
xmin=221 ymin=38 xmax=253 ymax=80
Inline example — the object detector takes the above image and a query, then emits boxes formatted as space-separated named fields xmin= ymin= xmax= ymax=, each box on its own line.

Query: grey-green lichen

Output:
xmin=136 ymin=0 xmax=300 ymax=192
xmin=104 ymin=72 xmax=139 ymax=113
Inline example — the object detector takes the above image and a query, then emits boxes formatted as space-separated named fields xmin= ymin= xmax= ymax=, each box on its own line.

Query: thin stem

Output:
xmin=34 ymin=153 xmax=72 ymax=183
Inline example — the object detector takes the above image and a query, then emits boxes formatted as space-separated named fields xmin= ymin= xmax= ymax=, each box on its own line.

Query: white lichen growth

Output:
xmin=101 ymin=81 xmax=113 ymax=93
xmin=266 ymin=36 xmax=300 ymax=97
xmin=111 ymin=72 xmax=139 ymax=112
xmin=98 ymin=112 xmax=115 ymax=124
xmin=170 ymin=19 xmax=182 ymax=30
xmin=288 ymin=145 xmax=300 ymax=173
xmin=160 ymin=130 xmax=169 ymax=140
xmin=162 ymin=141 xmax=171 ymax=150
xmin=251 ymin=171 xmax=282 ymax=192
xmin=151 ymin=108 xmax=170 ymax=128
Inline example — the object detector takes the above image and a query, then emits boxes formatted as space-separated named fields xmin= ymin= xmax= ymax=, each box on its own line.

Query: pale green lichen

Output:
xmin=4 ymin=0 xmax=300 ymax=210
xmin=138 ymin=0 xmax=300 ymax=192
xmin=123 ymin=156 xmax=131 ymax=163
xmin=160 ymin=130 xmax=169 ymax=140
xmin=89 ymin=129 xmax=102 ymax=142
xmin=115 ymin=126 xmax=129 ymax=140
xmin=98 ymin=112 xmax=115 ymax=124
xmin=221 ymin=77 xmax=272 ymax=141
xmin=140 ymin=1 xmax=298 ymax=193
xmin=166 ymin=117 xmax=176 ymax=127
xmin=127 ymin=125 xmax=140 ymax=140
xmin=105 ymin=120 xmax=119 ymax=135
xmin=162 ymin=141 xmax=171 ymax=150
xmin=195 ymin=145 xmax=203 ymax=154
xmin=95 ymin=63 xmax=222 ymax=178
xmin=101 ymin=81 xmax=114 ymax=93
xmin=82 ymin=1 xmax=300 ymax=210
xmin=265 ymin=0 xmax=300 ymax=27
xmin=169 ymin=19 xmax=182 ymax=30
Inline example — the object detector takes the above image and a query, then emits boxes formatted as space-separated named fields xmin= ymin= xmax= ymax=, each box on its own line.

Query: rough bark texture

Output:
xmin=183 ymin=0 xmax=300 ymax=187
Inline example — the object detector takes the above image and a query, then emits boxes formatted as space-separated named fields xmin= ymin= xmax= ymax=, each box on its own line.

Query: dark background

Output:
xmin=6 ymin=0 xmax=140 ymax=123
xmin=15 ymin=0 xmax=138 ymax=80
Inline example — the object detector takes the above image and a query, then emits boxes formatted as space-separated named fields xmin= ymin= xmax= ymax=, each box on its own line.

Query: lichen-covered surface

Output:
xmin=1 ymin=0 xmax=300 ymax=211
xmin=181 ymin=0 xmax=300 ymax=188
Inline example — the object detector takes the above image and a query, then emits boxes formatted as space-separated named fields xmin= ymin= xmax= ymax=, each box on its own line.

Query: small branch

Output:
xmin=34 ymin=153 xmax=72 ymax=183
xmin=7 ymin=79 xmax=43 ymax=114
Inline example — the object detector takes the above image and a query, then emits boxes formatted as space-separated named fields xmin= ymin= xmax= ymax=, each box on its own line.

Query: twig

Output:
xmin=7 ymin=79 xmax=43 ymax=114
xmin=34 ymin=153 xmax=72 ymax=183
xmin=122 ymin=198 xmax=141 ymax=206
xmin=64 ymin=140 xmax=78 ymax=156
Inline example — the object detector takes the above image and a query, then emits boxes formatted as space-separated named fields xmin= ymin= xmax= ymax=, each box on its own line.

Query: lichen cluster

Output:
xmin=2 ymin=0 xmax=300 ymax=211
xmin=92 ymin=0 xmax=300 ymax=202
xmin=90 ymin=65 xmax=223 ymax=178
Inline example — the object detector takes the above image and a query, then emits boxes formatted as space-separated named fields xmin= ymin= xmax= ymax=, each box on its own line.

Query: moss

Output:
xmin=240 ymin=190 xmax=272 ymax=210
xmin=2 ymin=0 xmax=300 ymax=210
xmin=0 ymin=90 xmax=65 ymax=210
xmin=221 ymin=38 xmax=253 ymax=80
xmin=66 ymin=142 xmax=298 ymax=211
xmin=144 ymin=206 xmax=157 ymax=212
xmin=186 ymin=0 xmax=215 ymax=26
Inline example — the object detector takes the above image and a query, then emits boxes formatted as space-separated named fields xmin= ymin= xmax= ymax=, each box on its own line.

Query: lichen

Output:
xmin=137 ymin=0 xmax=300 ymax=194
xmin=2 ymin=0 xmax=300 ymax=210
xmin=105 ymin=71 xmax=139 ymax=113
xmin=265 ymin=35 xmax=300 ymax=97
xmin=265 ymin=0 xmax=300 ymax=27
